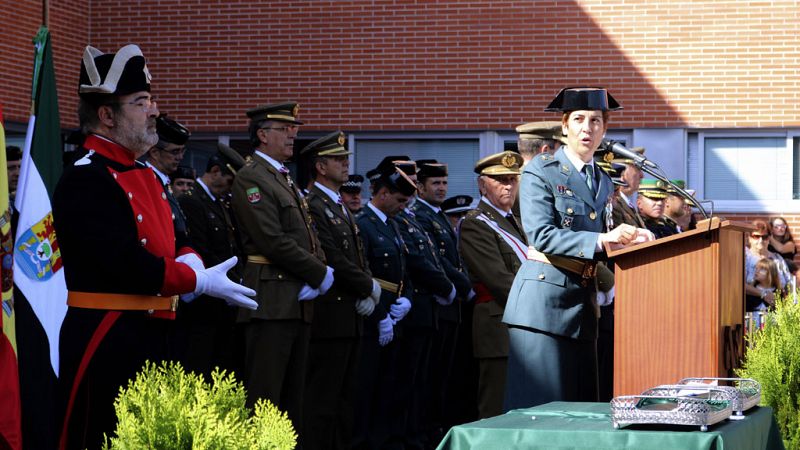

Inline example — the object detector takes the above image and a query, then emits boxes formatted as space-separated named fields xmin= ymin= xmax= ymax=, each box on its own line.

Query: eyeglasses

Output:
xmin=750 ymin=234 xmax=770 ymax=240
xmin=157 ymin=146 xmax=186 ymax=156
xmin=772 ymin=223 xmax=787 ymax=229
xmin=121 ymin=96 xmax=157 ymax=110
xmin=260 ymin=125 xmax=298 ymax=133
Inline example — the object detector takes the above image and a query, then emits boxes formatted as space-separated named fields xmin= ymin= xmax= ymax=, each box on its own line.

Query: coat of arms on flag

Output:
xmin=15 ymin=212 xmax=62 ymax=281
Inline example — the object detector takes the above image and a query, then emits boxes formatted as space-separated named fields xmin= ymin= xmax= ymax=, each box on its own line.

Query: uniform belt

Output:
xmin=67 ymin=291 xmax=179 ymax=312
xmin=375 ymin=278 xmax=402 ymax=295
xmin=247 ymin=255 xmax=271 ymax=264
xmin=526 ymin=246 xmax=597 ymax=280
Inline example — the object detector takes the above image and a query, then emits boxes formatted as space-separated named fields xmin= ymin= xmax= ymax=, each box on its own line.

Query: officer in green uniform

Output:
xmin=175 ymin=143 xmax=246 ymax=378
xmin=664 ymin=179 xmax=692 ymax=232
xmin=503 ymin=87 xmax=647 ymax=411
xmin=231 ymin=102 xmax=335 ymax=445
xmin=638 ymin=178 xmax=679 ymax=238
xmin=459 ymin=151 xmax=527 ymax=418
xmin=610 ymin=147 xmax=646 ymax=229
xmin=301 ymin=131 xmax=381 ymax=450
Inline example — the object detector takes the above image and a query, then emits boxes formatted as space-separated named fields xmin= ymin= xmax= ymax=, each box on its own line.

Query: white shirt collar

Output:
xmin=314 ymin=181 xmax=342 ymax=205
xmin=619 ymin=190 xmax=637 ymax=208
xmin=367 ymin=201 xmax=388 ymax=224
xmin=145 ymin=161 xmax=170 ymax=185
xmin=563 ymin=146 xmax=595 ymax=174
xmin=196 ymin=177 xmax=215 ymax=202
xmin=481 ymin=195 xmax=510 ymax=216
xmin=416 ymin=197 xmax=441 ymax=213
xmin=254 ymin=150 xmax=285 ymax=172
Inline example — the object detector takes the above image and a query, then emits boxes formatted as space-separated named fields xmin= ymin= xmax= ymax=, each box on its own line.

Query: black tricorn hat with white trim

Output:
xmin=544 ymin=87 xmax=622 ymax=112
xmin=156 ymin=114 xmax=191 ymax=146
xmin=78 ymin=44 xmax=152 ymax=105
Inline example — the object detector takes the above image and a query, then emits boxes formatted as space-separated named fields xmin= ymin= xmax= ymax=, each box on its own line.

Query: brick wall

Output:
xmin=2 ymin=1 xmax=799 ymax=132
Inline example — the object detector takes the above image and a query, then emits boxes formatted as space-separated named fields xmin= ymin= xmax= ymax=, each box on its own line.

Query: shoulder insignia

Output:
xmin=560 ymin=164 xmax=571 ymax=174
xmin=74 ymin=150 xmax=95 ymax=166
xmin=246 ymin=187 xmax=261 ymax=203
xmin=539 ymin=153 xmax=553 ymax=161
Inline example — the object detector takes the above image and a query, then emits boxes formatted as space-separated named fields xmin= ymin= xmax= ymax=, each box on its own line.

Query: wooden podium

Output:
xmin=608 ymin=218 xmax=753 ymax=396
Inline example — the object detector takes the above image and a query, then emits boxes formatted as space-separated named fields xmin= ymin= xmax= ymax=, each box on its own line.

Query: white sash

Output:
xmin=474 ymin=213 xmax=527 ymax=264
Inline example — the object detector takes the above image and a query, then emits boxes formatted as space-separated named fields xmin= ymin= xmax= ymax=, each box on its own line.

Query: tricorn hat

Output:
xmin=416 ymin=159 xmax=448 ymax=179
xmin=78 ymin=44 xmax=152 ymax=105
xmin=156 ymin=114 xmax=191 ymax=146
xmin=171 ymin=165 xmax=196 ymax=181
xmin=545 ymin=87 xmax=622 ymax=112
xmin=366 ymin=159 xmax=417 ymax=196
xmin=207 ymin=142 xmax=247 ymax=175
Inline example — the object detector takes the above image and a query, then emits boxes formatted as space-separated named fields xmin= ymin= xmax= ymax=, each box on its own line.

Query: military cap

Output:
xmin=300 ymin=131 xmax=351 ymax=157
xmin=5 ymin=146 xmax=21 ymax=162
xmin=684 ymin=188 xmax=697 ymax=207
xmin=156 ymin=113 xmax=191 ymax=146
xmin=545 ymin=87 xmax=622 ymax=112
xmin=416 ymin=159 xmax=448 ymax=179
xmin=638 ymin=178 xmax=669 ymax=199
xmin=516 ymin=121 xmax=565 ymax=143
xmin=367 ymin=155 xmax=414 ymax=181
xmin=594 ymin=159 xmax=628 ymax=187
xmin=172 ymin=165 xmax=196 ymax=181
xmin=366 ymin=161 xmax=417 ymax=196
xmin=246 ymin=102 xmax=303 ymax=125
xmin=206 ymin=142 xmax=246 ymax=175
xmin=441 ymin=195 xmax=473 ymax=216
xmin=340 ymin=174 xmax=364 ymax=193
xmin=79 ymin=44 xmax=151 ymax=105
xmin=474 ymin=151 xmax=523 ymax=176
xmin=666 ymin=179 xmax=696 ymax=206
xmin=611 ymin=146 xmax=645 ymax=165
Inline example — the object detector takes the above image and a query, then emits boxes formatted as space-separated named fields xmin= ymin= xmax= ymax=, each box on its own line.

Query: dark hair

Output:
xmin=248 ymin=119 xmax=266 ymax=147
xmin=768 ymin=216 xmax=794 ymax=243
xmin=78 ymin=97 xmax=121 ymax=132
xmin=517 ymin=138 xmax=556 ymax=157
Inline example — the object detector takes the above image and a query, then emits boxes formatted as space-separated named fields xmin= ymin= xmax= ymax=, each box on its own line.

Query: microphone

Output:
xmin=603 ymin=140 xmax=658 ymax=168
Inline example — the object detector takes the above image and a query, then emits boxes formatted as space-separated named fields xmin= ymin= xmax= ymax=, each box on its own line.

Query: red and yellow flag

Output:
xmin=0 ymin=105 xmax=22 ymax=450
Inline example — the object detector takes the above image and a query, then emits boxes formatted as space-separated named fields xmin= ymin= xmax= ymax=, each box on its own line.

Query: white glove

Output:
xmin=355 ymin=298 xmax=376 ymax=316
xmin=177 ymin=253 xmax=205 ymax=303
xmin=597 ymin=286 xmax=615 ymax=307
xmin=193 ymin=257 xmax=257 ymax=309
xmin=298 ymin=284 xmax=320 ymax=301
xmin=378 ymin=314 xmax=394 ymax=346
xmin=318 ymin=266 xmax=335 ymax=295
xmin=436 ymin=284 xmax=457 ymax=306
xmin=389 ymin=296 xmax=412 ymax=323
xmin=369 ymin=279 xmax=382 ymax=304
xmin=466 ymin=288 xmax=477 ymax=302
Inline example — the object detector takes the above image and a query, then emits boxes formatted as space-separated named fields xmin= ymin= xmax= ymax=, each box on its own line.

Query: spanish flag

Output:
xmin=0 ymin=105 xmax=22 ymax=450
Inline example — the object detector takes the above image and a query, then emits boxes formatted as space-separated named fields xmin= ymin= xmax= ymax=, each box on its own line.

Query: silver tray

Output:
xmin=676 ymin=377 xmax=761 ymax=418
xmin=611 ymin=386 xmax=734 ymax=432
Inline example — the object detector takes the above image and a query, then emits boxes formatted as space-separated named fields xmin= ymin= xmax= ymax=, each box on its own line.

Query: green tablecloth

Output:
xmin=437 ymin=402 xmax=784 ymax=450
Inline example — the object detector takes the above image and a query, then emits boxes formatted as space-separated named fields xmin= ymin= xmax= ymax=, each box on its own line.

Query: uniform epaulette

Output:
xmin=465 ymin=208 xmax=482 ymax=219
xmin=536 ymin=153 xmax=558 ymax=166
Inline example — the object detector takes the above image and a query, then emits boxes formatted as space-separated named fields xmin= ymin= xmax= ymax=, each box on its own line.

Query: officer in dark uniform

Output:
xmin=389 ymin=158 xmax=455 ymax=449
xmin=175 ymin=143 xmax=246 ymax=378
xmin=301 ymin=131 xmax=381 ymax=450
xmin=353 ymin=160 xmax=416 ymax=450
xmin=54 ymin=44 xmax=255 ymax=450
xmin=638 ymin=178 xmax=679 ymax=238
xmin=441 ymin=194 xmax=473 ymax=233
xmin=170 ymin=165 xmax=196 ymax=199
xmin=410 ymin=159 xmax=474 ymax=442
xmin=340 ymin=174 xmax=365 ymax=215
xmin=146 ymin=114 xmax=191 ymax=245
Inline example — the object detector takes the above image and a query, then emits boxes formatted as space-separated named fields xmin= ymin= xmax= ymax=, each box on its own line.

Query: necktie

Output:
xmin=584 ymin=164 xmax=595 ymax=197
xmin=337 ymin=198 xmax=351 ymax=223
xmin=506 ymin=213 xmax=522 ymax=236
xmin=279 ymin=165 xmax=299 ymax=194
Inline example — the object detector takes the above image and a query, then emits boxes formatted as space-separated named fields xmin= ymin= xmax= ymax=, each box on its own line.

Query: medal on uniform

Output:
xmin=563 ymin=216 xmax=573 ymax=228
xmin=557 ymin=185 xmax=567 ymax=195
xmin=325 ymin=208 xmax=335 ymax=219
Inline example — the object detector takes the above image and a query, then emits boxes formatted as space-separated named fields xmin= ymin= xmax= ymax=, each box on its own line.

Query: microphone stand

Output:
xmin=635 ymin=161 xmax=709 ymax=220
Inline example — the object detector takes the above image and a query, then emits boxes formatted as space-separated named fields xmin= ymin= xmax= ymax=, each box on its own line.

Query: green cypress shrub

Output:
xmin=737 ymin=295 xmax=800 ymax=450
xmin=101 ymin=361 xmax=297 ymax=449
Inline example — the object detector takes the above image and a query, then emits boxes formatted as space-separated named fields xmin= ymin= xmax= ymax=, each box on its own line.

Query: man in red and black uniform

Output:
xmin=53 ymin=44 xmax=256 ymax=450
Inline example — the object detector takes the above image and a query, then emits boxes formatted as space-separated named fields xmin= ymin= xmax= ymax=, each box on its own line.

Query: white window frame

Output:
xmin=695 ymin=129 xmax=800 ymax=214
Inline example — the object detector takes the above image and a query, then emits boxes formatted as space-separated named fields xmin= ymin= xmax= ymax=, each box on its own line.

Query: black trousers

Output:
xmin=303 ymin=336 xmax=360 ymax=450
xmin=351 ymin=333 xmax=400 ymax=450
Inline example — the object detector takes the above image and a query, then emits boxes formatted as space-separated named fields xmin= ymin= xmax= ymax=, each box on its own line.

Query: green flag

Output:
xmin=29 ymin=26 xmax=62 ymax=198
